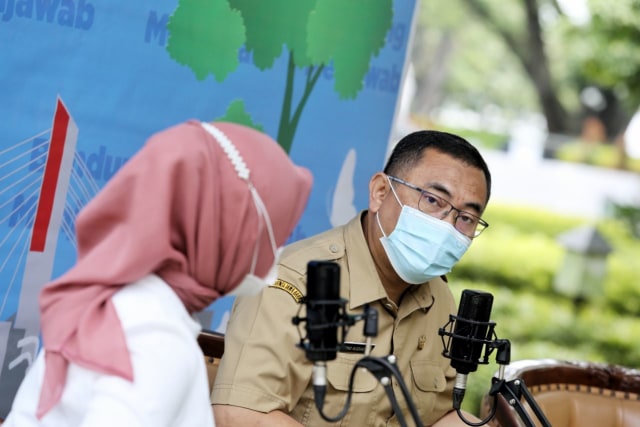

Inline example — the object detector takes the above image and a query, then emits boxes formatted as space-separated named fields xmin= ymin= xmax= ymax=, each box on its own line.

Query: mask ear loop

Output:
xmin=386 ymin=175 xmax=403 ymax=207
xmin=249 ymin=184 xmax=278 ymax=273
xmin=377 ymin=175 xmax=405 ymax=238
xmin=201 ymin=122 xmax=278 ymax=275
xmin=376 ymin=211 xmax=388 ymax=238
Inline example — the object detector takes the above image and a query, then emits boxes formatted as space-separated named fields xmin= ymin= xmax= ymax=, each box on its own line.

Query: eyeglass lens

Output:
xmin=418 ymin=192 xmax=485 ymax=237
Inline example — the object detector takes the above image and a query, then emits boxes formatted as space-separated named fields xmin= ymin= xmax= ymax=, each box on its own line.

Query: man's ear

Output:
xmin=369 ymin=172 xmax=390 ymax=212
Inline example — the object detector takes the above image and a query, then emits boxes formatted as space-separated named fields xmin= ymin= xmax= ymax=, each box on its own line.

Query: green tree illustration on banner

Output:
xmin=166 ymin=0 xmax=394 ymax=153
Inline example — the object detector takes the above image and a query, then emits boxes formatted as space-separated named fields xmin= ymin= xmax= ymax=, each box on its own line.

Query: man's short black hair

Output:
xmin=383 ymin=130 xmax=492 ymax=202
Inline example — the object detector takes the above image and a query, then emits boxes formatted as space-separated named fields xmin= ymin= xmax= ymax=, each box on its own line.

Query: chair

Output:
xmin=479 ymin=359 xmax=640 ymax=427
xmin=197 ymin=329 xmax=225 ymax=393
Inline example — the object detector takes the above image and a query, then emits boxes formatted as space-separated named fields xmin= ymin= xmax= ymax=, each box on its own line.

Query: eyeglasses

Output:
xmin=387 ymin=175 xmax=489 ymax=238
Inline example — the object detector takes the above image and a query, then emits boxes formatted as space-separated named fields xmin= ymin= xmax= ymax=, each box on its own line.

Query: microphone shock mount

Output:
xmin=439 ymin=314 xmax=552 ymax=427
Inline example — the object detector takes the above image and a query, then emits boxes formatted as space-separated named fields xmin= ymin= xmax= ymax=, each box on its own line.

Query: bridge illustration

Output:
xmin=0 ymin=97 xmax=99 ymax=417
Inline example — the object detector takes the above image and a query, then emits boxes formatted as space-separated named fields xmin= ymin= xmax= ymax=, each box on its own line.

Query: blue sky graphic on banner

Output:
xmin=0 ymin=0 xmax=416 ymax=415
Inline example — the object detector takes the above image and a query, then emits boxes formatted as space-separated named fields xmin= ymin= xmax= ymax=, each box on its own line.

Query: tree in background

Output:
xmin=459 ymin=0 xmax=571 ymax=134
xmin=412 ymin=0 xmax=544 ymax=131
xmin=412 ymin=0 xmax=640 ymax=141
xmin=166 ymin=0 xmax=393 ymax=153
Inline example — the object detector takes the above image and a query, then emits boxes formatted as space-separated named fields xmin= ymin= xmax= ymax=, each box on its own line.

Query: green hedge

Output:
xmin=555 ymin=141 xmax=640 ymax=173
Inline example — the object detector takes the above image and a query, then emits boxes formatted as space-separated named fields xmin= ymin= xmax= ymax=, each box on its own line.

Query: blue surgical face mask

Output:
xmin=377 ymin=180 xmax=471 ymax=284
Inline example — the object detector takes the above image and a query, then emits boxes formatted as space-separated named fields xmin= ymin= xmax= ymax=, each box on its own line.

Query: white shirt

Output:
xmin=4 ymin=274 xmax=214 ymax=427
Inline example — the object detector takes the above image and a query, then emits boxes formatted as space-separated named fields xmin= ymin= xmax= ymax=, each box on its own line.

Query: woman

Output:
xmin=4 ymin=120 xmax=313 ymax=426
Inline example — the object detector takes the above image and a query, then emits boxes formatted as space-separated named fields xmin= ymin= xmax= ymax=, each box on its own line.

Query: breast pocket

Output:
xmin=315 ymin=353 xmax=379 ymax=425
xmin=327 ymin=353 xmax=378 ymax=392
xmin=409 ymin=359 xmax=448 ymax=424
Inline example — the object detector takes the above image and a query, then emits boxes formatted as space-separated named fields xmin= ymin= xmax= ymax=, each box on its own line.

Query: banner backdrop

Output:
xmin=0 ymin=0 xmax=417 ymax=415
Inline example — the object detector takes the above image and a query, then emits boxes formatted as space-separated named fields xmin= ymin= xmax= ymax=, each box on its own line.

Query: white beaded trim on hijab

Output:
xmin=200 ymin=121 xmax=278 ymax=272
xmin=201 ymin=121 xmax=250 ymax=181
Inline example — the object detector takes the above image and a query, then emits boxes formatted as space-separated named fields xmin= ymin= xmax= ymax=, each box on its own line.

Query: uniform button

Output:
xmin=329 ymin=244 xmax=339 ymax=253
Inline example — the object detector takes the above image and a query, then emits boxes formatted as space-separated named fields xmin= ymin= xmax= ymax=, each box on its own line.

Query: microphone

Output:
xmin=445 ymin=289 xmax=494 ymax=410
xmin=303 ymin=261 xmax=341 ymax=408
xmin=294 ymin=262 xmax=426 ymax=425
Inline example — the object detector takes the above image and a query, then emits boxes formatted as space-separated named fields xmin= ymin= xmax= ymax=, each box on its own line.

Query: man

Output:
xmin=212 ymin=130 xmax=491 ymax=426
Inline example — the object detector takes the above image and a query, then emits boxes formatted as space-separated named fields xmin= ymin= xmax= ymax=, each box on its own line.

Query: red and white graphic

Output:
xmin=0 ymin=97 xmax=98 ymax=415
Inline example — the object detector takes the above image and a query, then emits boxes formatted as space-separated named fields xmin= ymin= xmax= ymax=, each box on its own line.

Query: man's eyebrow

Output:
xmin=425 ymin=182 xmax=451 ymax=197
xmin=463 ymin=201 xmax=483 ymax=215
xmin=426 ymin=183 xmax=483 ymax=214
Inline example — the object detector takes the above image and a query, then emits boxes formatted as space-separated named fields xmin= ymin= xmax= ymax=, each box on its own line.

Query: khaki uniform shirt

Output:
xmin=212 ymin=212 xmax=457 ymax=426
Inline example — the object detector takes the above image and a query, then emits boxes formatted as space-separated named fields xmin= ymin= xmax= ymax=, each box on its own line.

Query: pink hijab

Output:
xmin=36 ymin=120 xmax=313 ymax=418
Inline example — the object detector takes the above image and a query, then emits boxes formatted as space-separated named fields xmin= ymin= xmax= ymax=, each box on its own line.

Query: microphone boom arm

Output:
xmin=439 ymin=314 xmax=553 ymax=427
xmin=488 ymin=375 xmax=553 ymax=427
xmin=441 ymin=333 xmax=553 ymax=427
xmin=486 ymin=339 xmax=552 ymax=427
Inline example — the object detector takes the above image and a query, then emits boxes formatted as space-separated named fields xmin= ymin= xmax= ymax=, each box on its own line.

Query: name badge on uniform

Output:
xmin=340 ymin=341 xmax=375 ymax=354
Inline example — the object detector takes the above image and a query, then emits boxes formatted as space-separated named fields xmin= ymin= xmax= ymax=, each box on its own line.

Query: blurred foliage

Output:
xmin=555 ymin=140 xmax=640 ymax=172
xmin=607 ymin=202 xmax=640 ymax=239
xmin=446 ymin=202 xmax=640 ymax=415
xmin=568 ymin=0 xmax=640 ymax=112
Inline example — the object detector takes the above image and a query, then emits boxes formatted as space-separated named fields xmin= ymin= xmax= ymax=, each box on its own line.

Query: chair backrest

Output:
xmin=480 ymin=359 xmax=640 ymax=427
xmin=198 ymin=329 xmax=225 ymax=394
